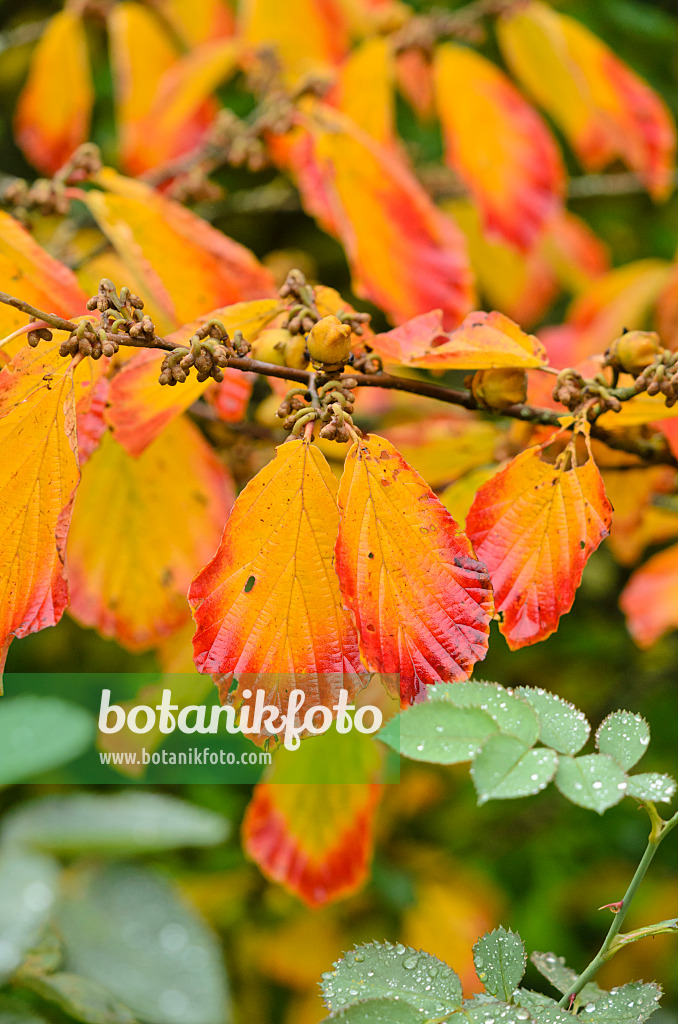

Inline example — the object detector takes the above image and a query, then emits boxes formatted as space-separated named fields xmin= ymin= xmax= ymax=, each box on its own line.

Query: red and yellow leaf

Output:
xmin=239 ymin=0 xmax=349 ymax=82
xmin=67 ymin=418 xmax=234 ymax=651
xmin=107 ymin=3 xmax=184 ymax=176
xmin=543 ymin=260 xmax=670 ymax=367
xmin=335 ymin=37 xmax=395 ymax=147
xmin=0 ymin=211 xmax=88 ymax=354
xmin=446 ymin=199 xmax=557 ymax=328
xmin=381 ymin=415 xmax=499 ymax=488
xmin=83 ymin=169 xmax=275 ymax=333
xmin=0 ymin=346 xmax=80 ymax=674
xmin=498 ymin=1 xmax=676 ymax=198
xmin=335 ymin=435 xmax=493 ymax=704
xmin=621 ymin=542 xmax=678 ymax=647
xmin=14 ymin=9 xmax=93 ymax=174
xmin=466 ymin=427 xmax=612 ymax=649
xmin=106 ymin=298 xmax=280 ymax=456
xmin=129 ymin=39 xmax=238 ymax=174
xmin=243 ymin=728 xmax=382 ymax=906
xmin=189 ymin=439 xmax=365 ymax=714
xmin=396 ymin=48 xmax=435 ymax=120
xmin=372 ymin=309 xmax=546 ymax=370
xmin=163 ymin=0 xmax=234 ymax=46
xmin=244 ymin=782 xmax=380 ymax=907
xmin=434 ymin=43 xmax=564 ymax=250
xmin=273 ymin=102 xmax=474 ymax=327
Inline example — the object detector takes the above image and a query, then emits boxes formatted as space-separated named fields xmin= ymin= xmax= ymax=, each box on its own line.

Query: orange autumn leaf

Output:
xmin=621 ymin=542 xmax=678 ymax=647
xmin=335 ymin=37 xmax=395 ymax=147
xmin=67 ymin=418 xmax=234 ymax=651
xmin=396 ymin=48 xmax=435 ymax=121
xmin=445 ymin=199 xmax=557 ymax=328
xmin=274 ymin=103 xmax=474 ymax=327
xmin=15 ymin=9 xmax=93 ymax=174
xmin=244 ymin=782 xmax=380 ymax=907
xmin=107 ymin=3 xmax=185 ymax=176
xmin=189 ymin=439 xmax=365 ymax=716
xmin=380 ymin=415 xmax=499 ymax=489
xmin=129 ymin=38 xmax=239 ymax=174
xmin=603 ymin=466 xmax=678 ymax=567
xmin=242 ymin=728 xmax=382 ymax=906
xmin=0 ymin=346 xmax=80 ymax=674
xmin=239 ymin=0 xmax=349 ymax=82
xmin=433 ymin=43 xmax=564 ymax=250
xmin=466 ymin=427 xmax=612 ymax=650
xmin=163 ymin=0 xmax=234 ymax=46
xmin=543 ymin=260 xmax=671 ymax=368
xmin=0 ymin=211 xmax=88 ymax=352
xmin=372 ymin=309 xmax=546 ymax=370
xmin=205 ymin=370 xmax=256 ymax=422
xmin=106 ymin=298 xmax=281 ymax=456
xmin=83 ymin=169 xmax=275 ymax=333
xmin=335 ymin=435 xmax=493 ymax=704
xmin=540 ymin=209 xmax=610 ymax=294
xmin=497 ymin=2 xmax=676 ymax=198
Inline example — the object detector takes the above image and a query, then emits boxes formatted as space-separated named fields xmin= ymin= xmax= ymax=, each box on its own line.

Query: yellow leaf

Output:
xmin=0 ymin=211 xmax=88 ymax=355
xmin=498 ymin=1 xmax=676 ymax=198
xmin=372 ymin=309 xmax=546 ymax=369
xmin=0 ymin=346 xmax=80 ymax=673
xmin=381 ymin=415 xmax=499 ymax=488
xmin=163 ymin=0 xmax=234 ymax=46
xmin=15 ymin=10 xmax=93 ymax=174
xmin=68 ymin=418 xmax=234 ymax=651
xmin=84 ymin=169 xmax=275 ymax=332
xmin=434 ymin=43 xmax=564 ymax=250
xmin=130 ymin=39 xmax=239 ymax=173
xmin=108 ymin=3 xmax=179 ymax=175
xmin=336 ymin=37 xmax=395 ymax=147
xmin=190 ymin=439 xmax=365 ymax=721
xmin=335 ymin=435 xmax=493 ymax=704
xmin=239 ymin=0 xmax=349 ymax=82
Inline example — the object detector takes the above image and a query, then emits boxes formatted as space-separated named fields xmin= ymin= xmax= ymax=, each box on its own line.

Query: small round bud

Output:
xmin=608 ymin=330 xmax=663 ymax=376
xmin=251 ymin=329 xmax=290 ymax=367
xmin=306 ymin=315 xmax=352 ymax=371
xmin=471 ymin=367 xmax=528 ymax=410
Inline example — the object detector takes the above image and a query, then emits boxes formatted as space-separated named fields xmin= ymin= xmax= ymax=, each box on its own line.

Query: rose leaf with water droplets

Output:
xmin=555 ymin=754 xmax=628 ymax=813
xmin=514 ymin=687 xmax=590 ymax=756
xmin=471 ymin=735 xmax=558 ymax=804
xmin=379 ymin=703 xmax=498 ymax=765
xmin=473 ymin=927 xmax=526 ymax=1000
xmin=595 ymin=711 xmax=650 ymax=771
xmin=321 ymin=942 xmax=462 ymax=1017
xmin=429 ymin=681 xmax=539 ymax=747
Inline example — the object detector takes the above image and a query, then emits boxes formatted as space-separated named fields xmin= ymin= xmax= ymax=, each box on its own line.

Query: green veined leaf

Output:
xmin=513 ymin=687 xmax=590 ymax=755
xmin=429 ymin=682 xmax=539 ymax=746
xmin=554 ymin=754 xmax=628 ymax=813
xmin=595 ymin=712 xmax=650 ymax=770
xmin=473 ymin=927 xmax=526 ymax=1000
xmin=471 ymin=735 xmax=558 ymax=804
xmin=379 ymin=703 xmax=498 ymax=764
